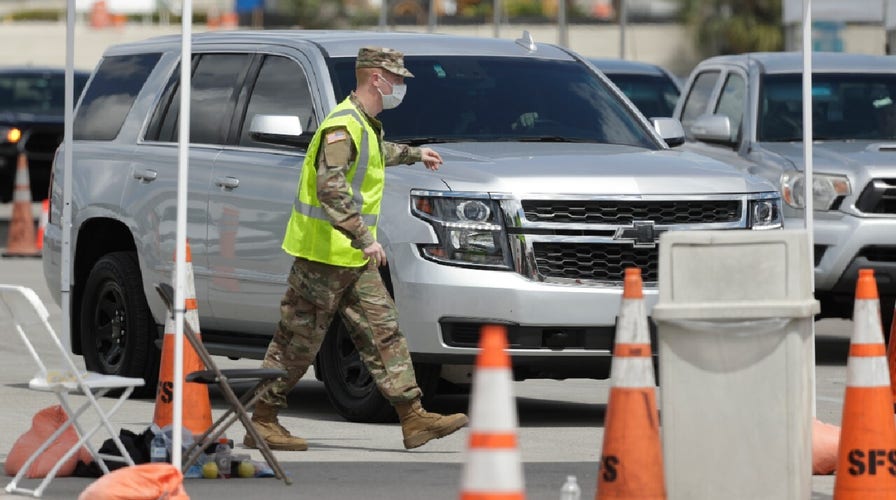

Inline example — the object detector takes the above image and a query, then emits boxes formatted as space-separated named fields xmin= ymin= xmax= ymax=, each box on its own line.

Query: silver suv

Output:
xmin=674 ymin=52 xmax=896 ymax=329
xmin=42 ymin=30 xmax=781 ymax=422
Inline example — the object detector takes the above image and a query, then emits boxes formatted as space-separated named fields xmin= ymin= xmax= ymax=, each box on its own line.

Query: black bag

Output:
xmin=72 ymin=426 xmax=154 ymax=477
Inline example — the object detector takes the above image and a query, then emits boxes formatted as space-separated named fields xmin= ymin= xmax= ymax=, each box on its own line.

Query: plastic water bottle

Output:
xmin=560 ymin=475 xmax=581 ymax=500
xmin=150 ymin=431 xmax=167 ymax=463
xmin=214 ymin=437 xmax=232 ymax=478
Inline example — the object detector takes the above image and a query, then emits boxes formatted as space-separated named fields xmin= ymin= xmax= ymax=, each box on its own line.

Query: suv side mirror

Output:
xmin=249 ymin=114 xmax=307 ymax=147
xmin=651 ymin=117 xmax=685 ymax=147
xmin=690 ymin=114 xmax=733 ymax=144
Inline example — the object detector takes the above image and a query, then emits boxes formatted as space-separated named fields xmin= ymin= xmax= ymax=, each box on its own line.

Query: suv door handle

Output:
xmin=215 ymin=176 xmax=240 ymax=190
xmin=133 ymin=169 xmax=158 ymax=182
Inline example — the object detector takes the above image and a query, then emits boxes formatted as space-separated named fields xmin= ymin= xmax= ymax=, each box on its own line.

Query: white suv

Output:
xmin=43 ymin=30 xmax=781 ymax=422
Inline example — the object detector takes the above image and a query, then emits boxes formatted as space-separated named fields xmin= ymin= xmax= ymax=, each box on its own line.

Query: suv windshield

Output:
xmin=0 ymin=71 xmax=88 ymax=116
xmin=329 ymin=56 xmax=659 ymax=149
xmin=758 ymin=73 xmax=896 ymax=142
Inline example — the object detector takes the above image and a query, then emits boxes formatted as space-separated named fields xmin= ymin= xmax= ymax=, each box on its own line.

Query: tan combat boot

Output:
xmin=243 ymin=402 xmax=309 ymax=451
xmin=395 ymin=399 xmax=469 ymax=449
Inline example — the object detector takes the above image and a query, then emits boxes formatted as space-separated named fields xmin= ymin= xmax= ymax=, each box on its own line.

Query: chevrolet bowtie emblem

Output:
xmin=614 ymin=221 xmax=660 ymax=248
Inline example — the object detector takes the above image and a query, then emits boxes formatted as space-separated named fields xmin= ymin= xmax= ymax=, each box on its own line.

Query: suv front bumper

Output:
xmin=390 ymin=245 xmax=658 ymax=361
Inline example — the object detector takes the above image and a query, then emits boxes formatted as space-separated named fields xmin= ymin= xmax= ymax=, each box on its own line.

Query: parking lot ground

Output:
xmin=0 ymin=204 xmax=843 ymax=498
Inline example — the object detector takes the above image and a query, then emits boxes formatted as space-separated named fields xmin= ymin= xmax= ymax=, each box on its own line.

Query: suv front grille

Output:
xmin=533 ymin=242 xmax=659 ymax=282
xmin=508 ymin=195 xmax=754 ymax=285
xmin=855 ymin=179 xmax=896 ymax=214
xmin=522 ymin=199 xmax=741 ymax=224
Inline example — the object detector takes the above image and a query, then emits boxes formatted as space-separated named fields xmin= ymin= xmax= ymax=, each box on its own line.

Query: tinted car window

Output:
xmin=758 ymin=73 xmax=896 ymax=142
xmin=602 ymin=73 xmax=680 ymax=118
xmin=239 ymin=55 xmax=317 ymax=149
xmin=714 ymin=73 xmax=746 ymax=140
xmin=680 ymin=70 xmax=720 ymax=131
xmin=74 ymin=53 xmax=161 ymax=140
xmin=329 ymin=56 xmax=658 ymax=148
xmin=0 ymin=71 xmax=87 ymax=115
xmin=155 ymin=53 xmax=250 ymax=144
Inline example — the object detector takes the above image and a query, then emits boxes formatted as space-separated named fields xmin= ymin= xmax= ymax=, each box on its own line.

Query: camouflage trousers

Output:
xmin=259 ymin=256 xmax=422 ymax=408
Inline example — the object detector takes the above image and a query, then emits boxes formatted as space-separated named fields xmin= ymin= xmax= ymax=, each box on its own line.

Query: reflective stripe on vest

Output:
xmin=293 ymin=108 xmax=375 ymax=224
xmin=282 ymin=98 xmax=384 ymax=267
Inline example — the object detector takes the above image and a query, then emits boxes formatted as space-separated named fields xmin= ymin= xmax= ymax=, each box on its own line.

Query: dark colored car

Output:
xmin=589 ymin=58 xmax=681 ymax=118
xmin=0 ymin=67 xmax=89 ymax=202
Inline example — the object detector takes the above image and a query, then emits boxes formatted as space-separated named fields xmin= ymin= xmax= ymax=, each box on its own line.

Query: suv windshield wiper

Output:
xmin=518 ymin=136 xmax=593 ymax=143
xmin=396 ymin=137 xmax=466 ymax=146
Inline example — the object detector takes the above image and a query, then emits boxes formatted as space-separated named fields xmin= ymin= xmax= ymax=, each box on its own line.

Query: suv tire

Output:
xmin=80 ymin=251 xmax=158 ymax=398
xmin=318 ymin=316 xmax=440 ymax=423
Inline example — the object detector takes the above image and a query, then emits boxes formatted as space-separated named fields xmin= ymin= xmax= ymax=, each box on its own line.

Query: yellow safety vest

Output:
xmin=282 ymin=98 xmax=385 ymax=267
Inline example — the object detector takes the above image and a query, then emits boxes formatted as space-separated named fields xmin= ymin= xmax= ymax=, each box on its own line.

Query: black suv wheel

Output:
xmin=80 ymin=251 xmax=158 ymax=398
xmin=317 ymin=315 xmax=440 ymax=423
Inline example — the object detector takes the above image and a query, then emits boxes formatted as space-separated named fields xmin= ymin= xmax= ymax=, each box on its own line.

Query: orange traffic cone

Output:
xmin=3 ymin=153 xmax=40 ymax=258
xmin=833 ymin=268 xmax=896 ymax=499
xmin=596 ymin=268 xmax=665 ymax=500
xmin=459 ymin=324 xmax=525 ymax=500
xmin=886 ymin=298 xmax=896 ymax=410
xmin=152 ymin=241 xmax=213 ymax=435
xmin=89 ymin=0 xmax=111 ymax=29
xmin=35 ymin=199 xmax=48 ymax=251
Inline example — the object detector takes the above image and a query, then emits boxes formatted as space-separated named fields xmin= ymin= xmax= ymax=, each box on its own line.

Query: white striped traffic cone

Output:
xmin=459 ymin=324 xmax=525 ymax=500
xmin=596 ymin=267 xmax=665 ymax=500
xmin=153 ymin=240 xmax=212 ymax=435
xmin=833 ymin=269 xmax=896 ymax=499
xmin=3 ymin=153 xmax=39 ymax=257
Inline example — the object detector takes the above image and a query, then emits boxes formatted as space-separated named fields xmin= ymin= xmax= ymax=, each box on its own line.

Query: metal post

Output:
xmin=379 ymin=0 xmax=388 ymax=31
xmin=428 ymin=0 xmax=437 ymax=32
xmin=619 ymin=0 xmax=627 ymax=59
xmin=493 ymin=0 xmax=501 ymax=38
xmin=801 ymin=0 xmax=817 ymax=418
xmin=886 ymin=0 xmax=896 ymax=53
xmin=558 ymin=0 xmax=568 ymax=47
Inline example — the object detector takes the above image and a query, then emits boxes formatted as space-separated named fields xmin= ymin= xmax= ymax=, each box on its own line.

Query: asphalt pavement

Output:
xmin=0 ymin=204 xmax=841 ymax=499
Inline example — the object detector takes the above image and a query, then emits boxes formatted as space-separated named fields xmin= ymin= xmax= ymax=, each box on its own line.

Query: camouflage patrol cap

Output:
xmin=356 ymin=47 xmax=414 ymax=78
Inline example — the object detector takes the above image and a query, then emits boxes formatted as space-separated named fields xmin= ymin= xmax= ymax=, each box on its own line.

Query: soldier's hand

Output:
xmin=420 ymin=147 xmax=442 ymax=171
xmin=363 ymin=241 xmax=388 ymax=267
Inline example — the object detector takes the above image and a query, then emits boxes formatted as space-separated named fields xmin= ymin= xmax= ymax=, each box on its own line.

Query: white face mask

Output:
xmin=378 ymin=78 xmax=406 ymax=110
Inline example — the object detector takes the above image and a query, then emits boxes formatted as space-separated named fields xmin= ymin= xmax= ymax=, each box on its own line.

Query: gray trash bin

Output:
xmin=652 ymin=229 xmax=820 ymax=500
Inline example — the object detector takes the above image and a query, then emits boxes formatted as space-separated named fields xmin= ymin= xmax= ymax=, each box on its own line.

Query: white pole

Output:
xmin=558 ymin=0 xmax=568 ymax=47
xmin=62 ymin=1 xmax=75 ymax=354
xmin=494 ymin=0 xmax=501 ymax=38
xmin=802 ymin=0 xmax=817 ymax=418
xmin=379 ymin=0 xmax=387 ymax=31
xmin=427 ymin=0 xmax=436 ymax=32
xmin=173 ymin=0 xmax=193 ymax=471
xmin=619 ymin=0 xmax=627 ymax=59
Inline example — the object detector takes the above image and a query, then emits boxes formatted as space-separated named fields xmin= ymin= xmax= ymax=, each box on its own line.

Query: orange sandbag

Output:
xmin=5 ymin=405 xmax=93 ymax=478
xmin=812 ymin=418 xmax=840 ymax=475
xmin=78 ymin=463 xmax=189 ymax=500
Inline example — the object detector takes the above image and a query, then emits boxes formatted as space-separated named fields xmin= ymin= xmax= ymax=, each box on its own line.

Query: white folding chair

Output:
xmin=0 ymin=285 xmax=145 ymax=497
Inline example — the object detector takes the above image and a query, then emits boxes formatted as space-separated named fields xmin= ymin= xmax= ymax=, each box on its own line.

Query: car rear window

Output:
xmin=602 ymin=73 xmax=680 ymax=118
xmin=0 ymin=71 xmax=88 ymax=115
xmin=74 ymin=53 xmax=161 ymax=141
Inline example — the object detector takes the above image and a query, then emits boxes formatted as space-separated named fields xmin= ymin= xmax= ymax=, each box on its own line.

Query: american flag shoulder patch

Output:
xmin=326 ymin=130 xmax=348 ymax=144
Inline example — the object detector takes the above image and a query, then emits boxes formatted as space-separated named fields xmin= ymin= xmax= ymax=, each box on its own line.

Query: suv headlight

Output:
xmin=781 ymin=172 xmax=850 ymax=210
xmin=748 ymin=196 xmax=783 ymax=229
xmin=411 ymin=190 xmax=512 ymax=269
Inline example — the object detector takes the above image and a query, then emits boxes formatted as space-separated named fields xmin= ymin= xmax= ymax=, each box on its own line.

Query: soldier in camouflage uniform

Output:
xmin=244 ymin=47 xmax=468 ymax=452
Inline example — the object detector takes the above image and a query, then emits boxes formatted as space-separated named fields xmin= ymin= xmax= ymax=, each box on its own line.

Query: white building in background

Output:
xmin=782 ymin=0 xmax=896 ymax=53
